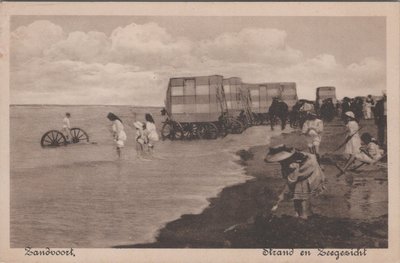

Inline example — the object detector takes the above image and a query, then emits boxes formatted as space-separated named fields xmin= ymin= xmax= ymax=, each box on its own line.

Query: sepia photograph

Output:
xmin=0 ymin=2 xmax=399 ymax=263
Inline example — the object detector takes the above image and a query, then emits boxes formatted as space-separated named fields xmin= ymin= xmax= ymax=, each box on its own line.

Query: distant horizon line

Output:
xmin=10 ymin=104 xmax=164 ymax=107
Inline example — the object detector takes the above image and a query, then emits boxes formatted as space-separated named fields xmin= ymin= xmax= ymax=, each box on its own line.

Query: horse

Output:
xmin=289 ymin=101 xmax=303 ymax=128
xmin=268 ymin=99 xmax=289 ymax=130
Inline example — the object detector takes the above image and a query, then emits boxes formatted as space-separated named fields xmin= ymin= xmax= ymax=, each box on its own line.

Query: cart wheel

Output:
xmin=186 ymin=123 xmax=193 ymax=140
xmin=229 ymin=119 xmax=244 ymax=134
xmin=261 ymin=114 xmax=270 ymax=125
xmin=173 ymin=122 xmax=184 ymax=140
xmin=174 ymin=129 xmax=184 ymax=140
xmin=199 ymin=122 xmax=219 ymax=139
xmin=40 ymin=130 xmax=67 ymax=147
xmin=180 ymin=123 xmax=191 ymax=140
xmin=70 ymin=128 xmax=89 ymax=143
xmin=252 ymin=113 xmax=261 ymax=126
xmin=161 ymin=122 xmax=172 ymax=140
xmin=161 ymin=121 xmax=183 ymax=140
xmin=183 ymin=123 xmax=202 ymax=140
xmin=217 ymin=123 xmax=228 ymax=138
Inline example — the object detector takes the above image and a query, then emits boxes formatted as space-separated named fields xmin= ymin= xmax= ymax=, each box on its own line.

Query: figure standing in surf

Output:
xmin=61 ymin=112 xmax=72 ymax=143
xmin=144 ymin=113 xmax=159 ymax=155
xmin=107 ymin=112 xmax=127 ymax=158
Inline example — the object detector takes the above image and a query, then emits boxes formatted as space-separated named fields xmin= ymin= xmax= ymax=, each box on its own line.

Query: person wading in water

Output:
xmin=107 ymin=112 xmax=127 ymax=158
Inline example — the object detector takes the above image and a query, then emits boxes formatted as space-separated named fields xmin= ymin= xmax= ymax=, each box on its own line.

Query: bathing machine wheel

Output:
xmin=40 ymin=130 xmax=67 ymax=147
xmin=70 ymin=128 xmax=89 ymax=144
xmin=198 ymin=122 xmax=219 ymax=140
xmin=225 ymin=118 xmax=245 ymax=134
xmin=161 ymin=120 xmax=184 ymax=140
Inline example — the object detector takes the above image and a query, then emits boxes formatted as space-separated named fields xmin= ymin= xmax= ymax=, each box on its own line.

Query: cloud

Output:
xmin=44 ymin=31 xmax=111 ymax=63
xmin=109 ymin=22 xmax=193 ymax=68
xmin=11 ymin=20 xmax=65 ymax=64
xmin=11 ymin=58 xmax=165 ymax=105
xmin=10 ymin=20 xmax=386 ymax=105
xmin=198 ymin=28 xmax=303 ymax=65
xmin=347 ymin=57 xmax=385 ymax=77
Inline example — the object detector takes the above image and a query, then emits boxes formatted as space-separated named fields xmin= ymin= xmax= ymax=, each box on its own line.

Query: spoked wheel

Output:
xmin=261 ymin=114 xmax=270 ymax=125
xmin=198 ymin=122 xmax=219 ymax=140
xmin=227 ymin=118 xmax=245 ymax=134
xmin=181 ymin=123 xmax=200 ymax=140
xmin=252 ymin=114 xmax=262 ymax=126
xmin=173 ymin=122 xmax=184 ymax=140
xmin=239 ymin=117 xmax=251 ymax=128
xmin=161 ymin=122 xmax=173 ymax=140
xmin=217 ymin=124 xmax=228 ymax=138
xmin=40 ymin=130 xmax=67 ymax=148
xmin=70 ymin=128 xmax=89 ymax=144
xmin=161 ymin=121 xmax=183 ymax=140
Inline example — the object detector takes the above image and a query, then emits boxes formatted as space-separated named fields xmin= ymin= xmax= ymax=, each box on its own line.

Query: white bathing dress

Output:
xmin=62 ymin=117 xmax=71 ymax=139
xmin=112 ymin=119 xmax=127 ymax=148
xmin=344 ymin=120 xmax=362 ymax=155
xmin=145 ymin=121 xmax=159 ymax=144
xmin=302 ymin=118 xmax=324 ymax=148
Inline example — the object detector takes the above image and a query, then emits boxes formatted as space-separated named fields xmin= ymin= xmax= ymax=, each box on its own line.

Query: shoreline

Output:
xmin=115 ymin=120 xmax=388 ymax=248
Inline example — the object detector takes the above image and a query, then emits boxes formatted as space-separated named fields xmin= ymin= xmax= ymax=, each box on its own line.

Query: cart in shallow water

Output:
xmin=161 ymin=75 xmax=245 ymax=140
xmin=40 ymin=128 xmax=89 ymax=147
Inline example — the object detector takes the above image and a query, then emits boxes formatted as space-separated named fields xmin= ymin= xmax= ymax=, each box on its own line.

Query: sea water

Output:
xmin=10 ymin=105 xmax=281 ymax=248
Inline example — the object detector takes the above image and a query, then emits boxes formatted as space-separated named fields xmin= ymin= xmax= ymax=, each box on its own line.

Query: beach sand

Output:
xmin=121 ymin=118 xmax=388 ymax=248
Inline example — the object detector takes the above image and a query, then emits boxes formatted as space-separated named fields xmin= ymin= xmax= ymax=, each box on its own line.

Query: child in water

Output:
xmin=144 ymin=113 xmax=159 ymax=154
xmin=107 ymin=112 xmax=127 ymax=158
xmin=61 ymin=112 xmax=71 ymax=143
xmin=134 ymin=121 xmax=148 ymax=158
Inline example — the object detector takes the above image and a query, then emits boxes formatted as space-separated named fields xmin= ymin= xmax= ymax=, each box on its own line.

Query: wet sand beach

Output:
xmin=123 ymin=119 xmax=388 ymax=248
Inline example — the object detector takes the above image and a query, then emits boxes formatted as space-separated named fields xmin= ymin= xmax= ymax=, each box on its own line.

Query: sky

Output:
xmin=10 ymin=16 xmax=386 ymax=106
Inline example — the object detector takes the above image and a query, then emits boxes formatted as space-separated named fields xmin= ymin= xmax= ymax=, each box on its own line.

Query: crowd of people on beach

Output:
xmin=265 ymin=92 xmax=387 ymax=220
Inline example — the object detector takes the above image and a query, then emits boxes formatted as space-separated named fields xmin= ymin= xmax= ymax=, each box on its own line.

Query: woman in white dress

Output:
xmin=144 ymin=113 xmax=159 ymax=153
xmin=107 ymin=112 xmax=127 ymax=158
xmin=341 ymin=111 xmax=362 ymax=171
xmin=301 ymin=112 xmax=324 ymax=163
xmin=364 ymin=95 xmax=374 ymax=120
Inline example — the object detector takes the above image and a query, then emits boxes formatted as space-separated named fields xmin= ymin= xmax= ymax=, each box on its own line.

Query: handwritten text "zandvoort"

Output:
xmin=25 ymin=247 xmax=76 ymax=257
